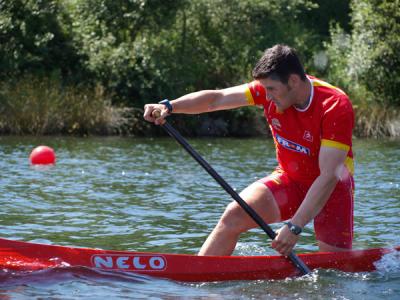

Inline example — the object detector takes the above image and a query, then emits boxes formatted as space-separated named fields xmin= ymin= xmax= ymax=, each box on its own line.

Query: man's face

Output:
xmin=258 ymin=77 xmax=296 ymax=111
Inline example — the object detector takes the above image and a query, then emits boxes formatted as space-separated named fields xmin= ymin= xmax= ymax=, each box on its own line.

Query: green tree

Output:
xmin=350 ymin=0 xmax=400 ymax=106
xmin=326 ymin=0 xmax=400 ymax=106
xmin=301 ymin=0 xmax=351 ymax=37
xmin=149 ymin=0 xmax=321 ymax=92
xmin=66 ymin=0 xmax=184 ymax=103
xmin=0 ymin=0 xmax=83 ymax=79
xmin=64 ymin=0 xmax=324 ymax=105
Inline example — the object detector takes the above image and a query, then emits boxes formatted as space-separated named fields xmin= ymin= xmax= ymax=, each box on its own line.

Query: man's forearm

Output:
xmin=171 ymin=90 xmax=223 ymax=114
xmin=170 ymin=85 xmax=249 ymax=114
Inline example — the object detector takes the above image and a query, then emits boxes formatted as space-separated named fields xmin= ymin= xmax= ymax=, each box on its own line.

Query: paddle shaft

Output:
xmin=161 ymin=120 xmax=310 ymax=275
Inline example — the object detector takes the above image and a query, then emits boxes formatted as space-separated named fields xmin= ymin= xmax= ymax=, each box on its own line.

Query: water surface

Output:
xmin=0 ymin=136 xmax=399 ymax=299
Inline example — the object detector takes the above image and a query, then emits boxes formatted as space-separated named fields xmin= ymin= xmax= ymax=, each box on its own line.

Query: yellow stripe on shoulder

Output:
xmin=244 ymin=86 xmax=255 ymax=105
xmin=321 ymin=139 xmax=350 ymax=152
xmin=311 ymin=79 xmax=346 ymax=95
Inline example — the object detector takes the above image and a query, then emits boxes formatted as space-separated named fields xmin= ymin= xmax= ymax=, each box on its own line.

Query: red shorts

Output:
xmin=259 ymin=170 xmax=354 ymax=249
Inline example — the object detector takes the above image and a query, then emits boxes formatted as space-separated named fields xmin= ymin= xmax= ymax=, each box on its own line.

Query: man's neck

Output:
xmin=294 ymin=78 xmax=312 ymax=110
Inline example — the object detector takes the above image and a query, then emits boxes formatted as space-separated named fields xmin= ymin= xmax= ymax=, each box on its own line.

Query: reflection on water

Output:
xmin=0 ymin=136 xmax=399 ymax=299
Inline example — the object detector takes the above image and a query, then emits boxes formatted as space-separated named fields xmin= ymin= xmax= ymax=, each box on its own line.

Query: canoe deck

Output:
xmin=0 ymin=238 xmax=398 ymax=282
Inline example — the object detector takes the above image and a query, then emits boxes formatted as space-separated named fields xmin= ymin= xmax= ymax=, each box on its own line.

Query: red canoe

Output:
xmin=0 ymin=237 xmax=398 ymax=282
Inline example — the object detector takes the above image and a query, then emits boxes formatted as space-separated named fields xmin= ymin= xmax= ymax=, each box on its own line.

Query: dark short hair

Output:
xmin=252 ymin=44 xmax=306 ymax=83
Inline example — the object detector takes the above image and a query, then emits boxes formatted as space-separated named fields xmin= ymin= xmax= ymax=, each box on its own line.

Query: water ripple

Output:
xmin=0 ymin=136 xmax=399 ymax=299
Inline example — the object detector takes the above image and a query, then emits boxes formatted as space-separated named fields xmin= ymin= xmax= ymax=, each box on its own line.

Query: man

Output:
xmin=143 ymin=44 xmax=355 ymax=256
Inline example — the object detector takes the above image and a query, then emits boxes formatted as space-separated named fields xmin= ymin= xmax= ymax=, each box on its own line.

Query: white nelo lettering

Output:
xmin=92 ymin=255 xmax=167 ymax=271
xmin=133 ymin=257 xmax=146 ymax=269
xmin=116 ymin=256 xmax=129 ymax=269
xmin=93 ymin=256 xmax=113 ymax=268
xmin=149 ymin=257 xmax=165 ymax=269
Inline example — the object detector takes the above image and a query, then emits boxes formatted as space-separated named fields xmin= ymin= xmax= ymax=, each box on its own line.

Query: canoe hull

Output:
xmin=0 ymin=238 xmax=398 ymax=282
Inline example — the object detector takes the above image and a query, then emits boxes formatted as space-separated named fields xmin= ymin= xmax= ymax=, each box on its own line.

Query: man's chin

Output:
xmin=275 ymin=104 xmax=288 ymax=113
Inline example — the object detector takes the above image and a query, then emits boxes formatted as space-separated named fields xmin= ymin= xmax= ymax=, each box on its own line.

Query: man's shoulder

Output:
xmin=308 ymin=76 xmax=352 ymax=112
xmin=308 ymin=75 xmax=348 ymax=99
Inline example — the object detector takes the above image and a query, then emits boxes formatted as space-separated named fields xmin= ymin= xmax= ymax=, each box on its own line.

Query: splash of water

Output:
xmin=234 ymin=242 xmax=272 ymax=256
xmin=374 ymin=248 xmax=400 ymax=276
xmin=49 ymin=257 xmax=71 ymax=267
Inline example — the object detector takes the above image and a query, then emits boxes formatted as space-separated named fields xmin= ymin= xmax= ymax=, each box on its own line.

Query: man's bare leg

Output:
xmin=198 ymin=182 xmax=281 ymax=256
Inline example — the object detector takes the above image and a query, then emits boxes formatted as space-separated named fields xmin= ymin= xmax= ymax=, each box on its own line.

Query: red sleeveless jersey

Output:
xmin=245 ymin=75 xmax=354 ymax=183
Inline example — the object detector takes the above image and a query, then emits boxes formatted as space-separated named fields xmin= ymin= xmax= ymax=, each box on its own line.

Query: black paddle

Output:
xmin=157 ymin=117 xmax=310 ymax=275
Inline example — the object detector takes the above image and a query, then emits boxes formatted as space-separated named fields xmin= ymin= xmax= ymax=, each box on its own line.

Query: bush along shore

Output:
xmin=0 ymin=76 xmax=398 ymax=138
xmin=1 ymin=1 xmax=398 ymax=138
xmin=0 ymin=76 xmax=268 ymax=137
xmin=0 ymin=0 xmax=400 ymax=137
xmin=0 ymin=76 xmax=151 ymax=136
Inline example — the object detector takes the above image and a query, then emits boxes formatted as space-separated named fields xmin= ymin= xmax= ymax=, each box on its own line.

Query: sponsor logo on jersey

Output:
xmin=92 ymin=254 xmax=167 ymax=271
xmin=275 ymin=134 xmax=310 ymax=155
xmin=271 ymin=118 xmax=282 ymax=131
xmin=303 ymin=130 xmax=313 ymax=142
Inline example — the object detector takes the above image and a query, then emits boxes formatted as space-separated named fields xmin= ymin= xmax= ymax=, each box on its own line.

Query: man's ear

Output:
xmin=288 ymin=74 xmax=301 ymax=88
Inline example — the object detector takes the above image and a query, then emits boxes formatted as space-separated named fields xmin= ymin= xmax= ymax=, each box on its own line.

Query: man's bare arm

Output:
xmin=143 ymin=84 xmax=250 ymax=124
xmin=291 ymin=146 xmax=349 ymax=228
xmin=272 ymin=146 xmax=349 ymax=255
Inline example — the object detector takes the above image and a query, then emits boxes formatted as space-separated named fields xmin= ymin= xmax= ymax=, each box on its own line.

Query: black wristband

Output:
xmin=285 ymin=221 xmax=302 ymax=235
xmin=159 ymin=99 xmax=173 ymax=113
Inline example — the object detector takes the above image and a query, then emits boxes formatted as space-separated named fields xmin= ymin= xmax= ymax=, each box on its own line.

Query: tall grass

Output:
xmin=0 ymin=76 xmax=149 ymax=136
xmin=343 ymin=81 xmax=400 ymax=138
xmin=354 ymin=104 xmax=400 ymax=138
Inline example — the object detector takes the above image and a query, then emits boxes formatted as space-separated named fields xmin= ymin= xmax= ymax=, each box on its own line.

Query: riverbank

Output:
xmin=0 ymin=77 xmax=399 ymax=138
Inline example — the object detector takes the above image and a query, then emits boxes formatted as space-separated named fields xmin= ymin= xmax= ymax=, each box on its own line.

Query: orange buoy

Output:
xmin=30 ymin=146 xmax=56 ymax=165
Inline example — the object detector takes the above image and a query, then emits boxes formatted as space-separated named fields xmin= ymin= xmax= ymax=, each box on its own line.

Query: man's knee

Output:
xmin=215 ymin=182 xmax=281 ymax=235
xmin=217 ymin=202 xmax=253 ymax=235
